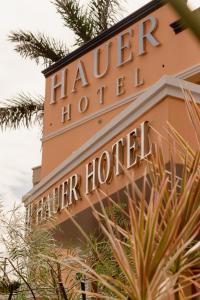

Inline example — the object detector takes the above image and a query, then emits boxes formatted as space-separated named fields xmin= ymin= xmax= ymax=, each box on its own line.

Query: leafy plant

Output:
xmin=0 ymin=205 xmax=79 ymax=299
xmin=0 ymin=94 xmax=44 ymax=130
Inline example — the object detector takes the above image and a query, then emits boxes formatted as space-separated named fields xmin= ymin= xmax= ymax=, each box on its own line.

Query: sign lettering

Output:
xmin=30 ymin=121 xmax=151 ymax=224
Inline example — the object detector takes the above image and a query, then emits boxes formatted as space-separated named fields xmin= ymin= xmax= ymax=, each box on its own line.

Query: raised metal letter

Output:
xmin=61 ymin=104 xmax=71 ymax=123
xmin=97 ymin=86 xmax=106 ymax=104
xmin=50 ymin=68 xmax=67 ymax=104
xmin=140 ymin=121 xmax=151 ymax=159
xmin=68 ymin=174 xmax=81 ymax=205
xmin=127 ymin=128 xmax=139 ymax=169
xmin=78 ymin=96 xmax=89 ymax=113
xmin=139 ymin=16 xmax=160 ymax=55
xmin=72 ymin=61 xmax=89 ymax=93
xmin=134 ymin=68 xmax=144 ymax=87
xmin=93 ymin=42 xmax=111 ymax=78
xmin=86 ymin=158 xmax=99 ymax=194
xmin=112 ymin=138 xmax=125 ymax=176
xmin=117 ymin=29 xmax=133 ymax=67
xmin=98 ymin=151 xmax=113 ymax=184
xmin=116 ymin=76 xmax=125 ymax=96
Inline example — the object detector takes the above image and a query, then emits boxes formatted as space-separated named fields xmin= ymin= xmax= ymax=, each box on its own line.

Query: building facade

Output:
xmin=23 ymin=0 xmax=200 ymax=247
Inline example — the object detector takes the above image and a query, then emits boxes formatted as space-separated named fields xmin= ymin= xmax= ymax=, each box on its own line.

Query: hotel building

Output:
xmin=23 ymin=0 xmax=200 ymax=249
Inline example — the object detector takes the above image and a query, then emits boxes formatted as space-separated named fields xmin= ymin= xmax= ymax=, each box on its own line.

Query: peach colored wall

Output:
xmin=41 ymin=4 xmax=200 ymax=178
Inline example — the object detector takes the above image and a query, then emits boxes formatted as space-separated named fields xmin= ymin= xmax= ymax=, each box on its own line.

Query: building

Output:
xmin=23 ymin=0 xmax=200 ymax=247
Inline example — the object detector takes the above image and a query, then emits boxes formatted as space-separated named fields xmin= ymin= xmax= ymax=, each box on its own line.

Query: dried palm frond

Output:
xmin=59 ymin=93 xmax=200 ymax=300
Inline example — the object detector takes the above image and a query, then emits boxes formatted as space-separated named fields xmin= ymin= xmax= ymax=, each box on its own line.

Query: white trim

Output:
xmin=42 ymin=63 xmax=200 ymax=143
xmin=23 ymin=75 xmax=200 ymax=204
xmin=175 ymin=63 xmax=200 ymax=80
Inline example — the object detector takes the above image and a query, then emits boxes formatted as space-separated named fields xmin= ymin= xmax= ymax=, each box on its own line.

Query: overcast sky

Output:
xmin=0 ymin=0 xmax=199 ymax=212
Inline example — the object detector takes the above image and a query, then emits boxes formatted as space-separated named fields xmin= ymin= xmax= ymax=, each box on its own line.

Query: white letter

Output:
xmin=127 ymin=128 xmax=139 ymax=169
xmin=72 ymin=61 xmax=89 ymax=92
xmin=61 ymin=104 xmax=71 ymax=123
xmin=62 ymin=180 xmax=69 ymax=209
xmin=52 ymin=185 xmax=63 ymax=214
xmin=50 ymin=68 xmax=67 ymax=104
xmin=139 ymin=16 xmax=160 ymax=55
xmin=53 ymin=187 xmax=59 ymax=214
xmin=86 ymin=158 xmax=99 ymax=194
xmin=68 ymin=174 xmax=81 ymax=205
xmin=97 ymin=86 xmax=106 ymax=104
xmin=140 ymin=121 xmax=151 ymax=159
xmin=98 ymin=151 xmax=113 ymax=184
xmin=134 ymin=68 xmax=144 ymax=87
xmin=112 ymin=138 xmax=125 ymax=176
xmin=116 ymin=76 xmax=125 ymax=96
xmin=93 ymin=42 xmax=111 ymax=78
xmin=78 ymin=96 xmax=89 ymax=113
xmin=117 ymin=29 xmax=133 ymax=67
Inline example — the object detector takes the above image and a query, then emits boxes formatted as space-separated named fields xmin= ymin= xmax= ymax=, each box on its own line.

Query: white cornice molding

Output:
xmin=42 ymin=63 xmax=200 ymax=143
xmin=23 ymin=75 xmax=200 ymax=204
xmin=175 ymin=63 xmax=200 ymax=80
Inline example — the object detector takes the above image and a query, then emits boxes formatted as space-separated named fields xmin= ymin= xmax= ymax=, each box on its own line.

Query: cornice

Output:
xmin=42 ymin=0 xmax=165 ymax=78
xmin=23 ymin=75 xmax=200 ymax=204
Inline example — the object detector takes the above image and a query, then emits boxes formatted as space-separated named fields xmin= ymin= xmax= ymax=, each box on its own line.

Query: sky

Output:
xmin=0 ymin=0 xmax=199 ymax=212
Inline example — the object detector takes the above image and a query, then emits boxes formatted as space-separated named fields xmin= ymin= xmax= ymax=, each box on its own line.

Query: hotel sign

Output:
xmin=35 ymin=121 xmax=150 ymax=223
xmin=49 ymin=16 xmax=160 ymax=123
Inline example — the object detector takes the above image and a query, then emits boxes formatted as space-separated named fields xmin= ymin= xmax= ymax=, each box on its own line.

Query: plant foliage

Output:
xmin=0 ymin=205 xmax=79 ymax=299
xmin=53 ymin=0 xmax=95 ymax=46
xmin=8 ymin=30 xmax=69 ymax=66
xmin=60 ymin=96 xmax=200 ymax=300
xmin=9 ymin=0 xmax=124 ymax=65
xmin=0 ymin=93 xmax=44 ymax=130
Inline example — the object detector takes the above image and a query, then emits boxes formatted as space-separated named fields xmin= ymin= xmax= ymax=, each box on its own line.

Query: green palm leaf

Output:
xmin=8 ymin=31 xmax=68 ymax=66
xmin=89 ymin=0 xmax=124 ymax=33
xmin=0 ymin=94 xmax=44 ymax=130
xmin=53 ymin=0 xmax=95 ymax=46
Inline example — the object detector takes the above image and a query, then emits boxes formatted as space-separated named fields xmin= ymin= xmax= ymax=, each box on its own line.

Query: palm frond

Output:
xmin=89 ymin=0 xmax=124 ymax=33
xmin=8 ymin=30 xmax=68 ymax=66
xmin=62 ymin=149 xmax=200 ymax=299
xmin=0 ymin=94 xmax=44 ymax=130
xmin=53 ymin=0 xmax=96 ymax=46
xmin=58 ymin=95 xmax=200 ymax=299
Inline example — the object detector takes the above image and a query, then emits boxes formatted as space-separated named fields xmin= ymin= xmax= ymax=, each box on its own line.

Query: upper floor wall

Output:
xmin=40 ymin=1 xmax=200 ymax=178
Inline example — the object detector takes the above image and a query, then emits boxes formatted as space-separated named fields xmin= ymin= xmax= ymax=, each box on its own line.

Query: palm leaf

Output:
xmin=58 ymin=144 xmax=200 ymax=299
xmin=8 ymin=30 xmax=68 ymax=66
xmin=89 ymin=0 xmax=124 ymax=33
xmin=0 ymin=94 xmax=44 ymax=130
xmin=53 ymin=0 xmax=95 ymax=46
